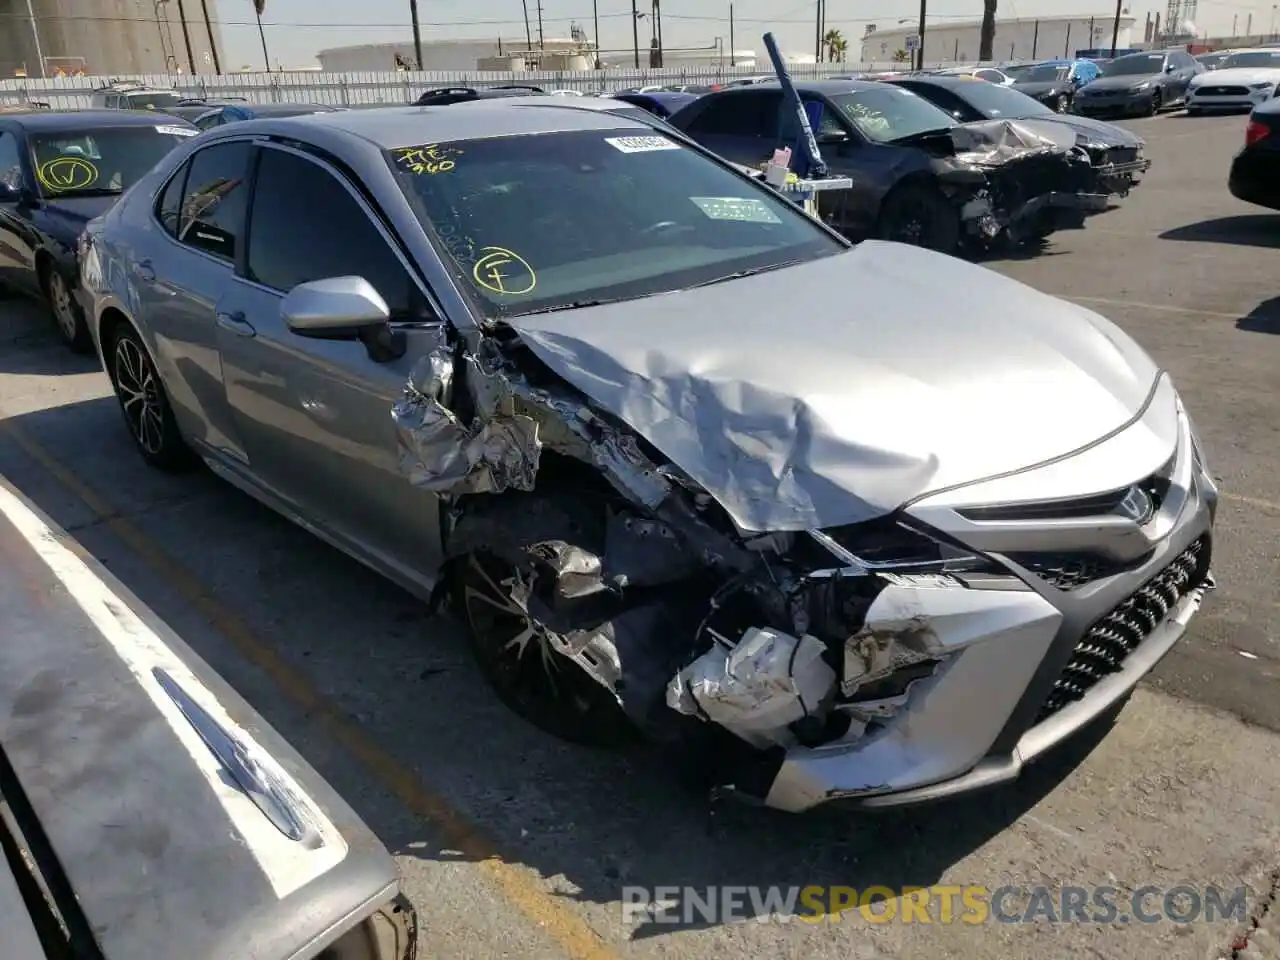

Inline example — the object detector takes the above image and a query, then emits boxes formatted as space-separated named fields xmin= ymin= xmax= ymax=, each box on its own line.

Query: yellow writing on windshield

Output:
xmin=37 ymin=156 xmax=98 ymax=191
xmin=472 ymin=246 xmax=536 ymax=295
xmin=393 ymin=143 xmax=462 ymax=174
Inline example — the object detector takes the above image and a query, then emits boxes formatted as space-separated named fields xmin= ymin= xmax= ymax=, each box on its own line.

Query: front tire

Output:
xmin=1147 ymin=89 xmax=1163 ymax=116
xmin=107 ymin=323 xmax=196 ymax=472
xmin=458 ymin=549 xmax=636 ymax=748
xmin=1054 ymin=93 xmax=1070 ymax=113
xmin=877 ymin=184 xmax=961 ymax=255
xmin=42 ymin=265 xmax=91 ymax=353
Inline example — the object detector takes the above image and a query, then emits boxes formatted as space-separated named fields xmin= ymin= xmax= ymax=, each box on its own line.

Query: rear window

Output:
xmin=388 ymin=128 xmax=842 ymax=318
xmin=930 ymin=80 xmax=1054 ymax=118
xmin=1098 ymin=53 xmax=1167 ymax=76
xmin=29 ymin=125 xmax=196 ymax=197
xmin=125 ymin=91 xmax=185 ymax=110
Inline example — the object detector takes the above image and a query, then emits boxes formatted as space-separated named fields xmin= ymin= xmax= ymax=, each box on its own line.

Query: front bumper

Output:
xmin=1074 ymin=91 xmax=1157 ymax=115
xmin=1187 ymin=88 xmax=1275 ymax=111
xmin=761 ymin=378 xmax=1217 ymax=813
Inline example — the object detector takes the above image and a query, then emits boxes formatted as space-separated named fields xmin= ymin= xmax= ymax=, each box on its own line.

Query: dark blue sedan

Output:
xmin=191 ymin=101 xmax=344 ymax=131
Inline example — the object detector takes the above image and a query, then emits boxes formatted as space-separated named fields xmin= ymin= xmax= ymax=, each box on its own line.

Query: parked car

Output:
xmin=668 ymin=79 xmax=1104 ymax=252
xmin=1185 ymin=48 xmax=1280 ymax=114
xmin=0 ymin=109 xmax=197 ymax=351
xmin=1228 ymin=95 xmax=1280 ymax=210
xmin=89 ymin=80 xmax=187 ymax=112
xmin=0 ymin=476 xmax=418 ymax=960
xmin=882 ymin=73 xmax=1151 ymax=199
xmin=420 ymin=92 xmax=687 ymax=135
xmin=163 ymin=96 xmax=250 ymax=122
xmin=415 ymin=84 xmax=544 ymax=105
xmin=1002 ymin=59 xmax=1100 ymax=112
xmin=610 ymin=90 xmax=701 ymax=119
xmin=1072 ymin=48 xmax=1204 ymax=116
xmin=936 ymin=65 xmax=1017 ymax=85
xmin=1195 ymin=50 xmax=1237 ymax=70
xmin=79 ymin=104 xmax=1218 ymax=811
xmin=193 ymin=102 xmax=345 ymax=130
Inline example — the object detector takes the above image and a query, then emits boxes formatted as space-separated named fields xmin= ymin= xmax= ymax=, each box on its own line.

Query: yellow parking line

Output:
xmin=0 ymin=422 xmax=620 ymax=960
xmin=1065 ymin=295 xmax=1249 ymax=321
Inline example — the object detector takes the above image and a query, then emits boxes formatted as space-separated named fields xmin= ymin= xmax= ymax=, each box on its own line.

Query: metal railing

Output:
xmin=0 ymin=62 xmax=974 ymax=110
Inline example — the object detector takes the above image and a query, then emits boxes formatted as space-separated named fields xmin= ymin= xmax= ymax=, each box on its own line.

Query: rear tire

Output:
xmin=877 ymin=184 xmax=961 ymax=255
xmin=106 ymin=323 xmax=196 ymax=472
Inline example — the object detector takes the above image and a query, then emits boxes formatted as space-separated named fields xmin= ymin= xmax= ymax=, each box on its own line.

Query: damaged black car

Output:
xmin=667 ymin=78 xmax=1111 ymax=254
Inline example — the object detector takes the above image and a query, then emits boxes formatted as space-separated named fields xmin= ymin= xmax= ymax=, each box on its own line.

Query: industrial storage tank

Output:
xmin=0 ymin=0 xmax=228 ymax=78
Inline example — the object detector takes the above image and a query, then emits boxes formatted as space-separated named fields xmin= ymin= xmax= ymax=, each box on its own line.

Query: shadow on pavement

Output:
xmin=0 ymin=396 xmax=1114 ymax=938
xmin=1160 ymin=215 xmax=1280 ymax=248
xmin=1238 ymin=296 xmax=1280 ymax=334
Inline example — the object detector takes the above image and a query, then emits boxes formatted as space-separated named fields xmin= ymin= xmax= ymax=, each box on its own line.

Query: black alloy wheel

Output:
xmin=109 ymin=324 xmax=195 ymax=471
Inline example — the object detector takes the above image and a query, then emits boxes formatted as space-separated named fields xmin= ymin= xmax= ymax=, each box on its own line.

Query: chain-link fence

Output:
xmin=0 ymin=63 xmax=977 ymax=110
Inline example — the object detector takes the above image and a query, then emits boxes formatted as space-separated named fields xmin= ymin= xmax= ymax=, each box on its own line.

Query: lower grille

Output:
xmin=1035 ymin=536 xmax=1209 ymax=722
xmin=1196 ymin=85 xmax=1248 ymax=96
xmin=1014 ymin=553 xmax=1135 ymax=590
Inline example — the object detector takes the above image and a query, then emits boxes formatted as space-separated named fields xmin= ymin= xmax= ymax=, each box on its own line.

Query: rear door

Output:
xmin=673 ymin=90 xmax=784 ymax=165
xmin=137 ymin=140 xmax=254 ymax=462
xmin=214 ymin=142 xmax=448 ymax=582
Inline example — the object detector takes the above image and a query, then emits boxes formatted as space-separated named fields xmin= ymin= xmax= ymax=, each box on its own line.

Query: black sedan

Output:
xmin=1072 ymin=48 xmax=1204 ymax=117
xmin=1005 ymin=62 xmax=1080 ymax=113
xmin=0 ymin=109 xmax=197 ymax=351
xmin=668 ymin=79 xmax=1105 ymax=255
xmin=1228 ymin=96 xmax=1280 ymax=210
xmin=883 ymin=74 xmax=1151 ymax=198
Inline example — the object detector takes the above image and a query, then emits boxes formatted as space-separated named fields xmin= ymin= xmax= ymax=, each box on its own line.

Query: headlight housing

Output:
xmin=1131 ymin=81 xmax=1152 ymax=91
xmin=1249 ymin=81 xmax=1274 ymax=90
xmin=809 ymin=517 xmax=993 ymax=575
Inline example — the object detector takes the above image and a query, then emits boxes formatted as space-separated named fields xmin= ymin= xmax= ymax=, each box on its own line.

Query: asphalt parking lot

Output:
xmin=2 ymin=109 xmax=1279 ymax=959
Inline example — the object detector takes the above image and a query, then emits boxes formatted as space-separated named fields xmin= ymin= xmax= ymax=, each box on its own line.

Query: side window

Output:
xmin=975 ymin=70 xmax=1001 ymax=82
xmin=195 ymin=112 xmax=223 ymax=130
xmin=0 ymin=132 xmax=23 ymax=190
xmin=244 ymin=147 xmax=419 ymax=318
xmin=177 ymin=141 xmax=252 ymax=262
xmin=779 ymin=97 xmax=847 ymax=144
xmin=155 ymin=161 xmax=189 ymax=237
xmin=683 ymin=93 xmax=778 ymax=136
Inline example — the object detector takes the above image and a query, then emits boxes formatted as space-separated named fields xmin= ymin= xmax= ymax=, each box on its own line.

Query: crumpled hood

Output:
xmin=1192 ymin=66 xmax=1280 ymax=86
xmin=1029 ymin=113 xmax=1144 ymax=148
xmin=507 ymin=241 xmax=1160 ymax=533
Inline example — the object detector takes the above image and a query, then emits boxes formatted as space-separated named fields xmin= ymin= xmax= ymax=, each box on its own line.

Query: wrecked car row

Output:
xmin=79 ymin=97 xmax=1215 ymax=813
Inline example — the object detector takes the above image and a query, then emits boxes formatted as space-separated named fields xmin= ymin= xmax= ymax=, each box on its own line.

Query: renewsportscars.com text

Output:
xmin=621 ymin=884 xmax=1249 ymax=925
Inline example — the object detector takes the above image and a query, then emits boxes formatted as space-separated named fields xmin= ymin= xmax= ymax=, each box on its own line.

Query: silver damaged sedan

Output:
xmin=79 ymin=103 xmax=1218 ymax=812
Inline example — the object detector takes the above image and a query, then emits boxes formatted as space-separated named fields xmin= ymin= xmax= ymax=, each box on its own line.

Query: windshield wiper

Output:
xmin=507 ymin=297 xmax=636 ymax=317
xmin=46 ymin=188 xmax=122 ymax=198
xmin=686 ymin=258 xmax=807 ymax=289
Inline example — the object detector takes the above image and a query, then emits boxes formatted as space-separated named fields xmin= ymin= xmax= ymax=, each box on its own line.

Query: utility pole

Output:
xmin=654 ymin=0 xmax=663 ymax=66
xmin=1031 ymin=19 xmax=1039 ymax=57
xmin=521 ymin=0 xmax=532 ymax=53
xmin=1109 ymin=0 xmax=1122 ymax=57
xmin=729 ymin=3 xmax=735 ymax=65
xmin=819 ymin=0 xmax=825 ymax=59
xmin=174 ymin=0 xmax=197 ymax=73
xmin=537 ymin=0 xmax=544 ymax=50
xmin=410 ymin=0 xmax=423 ymax=68
xmin=592 ymin=0 xmax=600 ymax=67
xmin=1064 ymin=22 xmax=1071 ymax=57
xmin=198 ymin=0 xmax=220 ymax=72
xmin=631 ymin=0 xmax=640 ymax=67
xmin=915 ymin=0 xmax=927 ymax=69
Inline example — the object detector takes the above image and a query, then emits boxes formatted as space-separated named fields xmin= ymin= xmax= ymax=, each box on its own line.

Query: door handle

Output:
xmin=134 ymin=259 xmax=155 ymax=282
xmin=216 ymin=310 xmax=256 ymax=337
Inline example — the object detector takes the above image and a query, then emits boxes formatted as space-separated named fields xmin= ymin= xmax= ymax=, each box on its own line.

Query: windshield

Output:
xmin=825 ymin=88 xmax=957 ymax=142
xmin=388 ymin=129 xmax=843 ymax=318
xmin=1009 ymin=64 xmax=1069 ymax=83
xmin=1221 ymin=51 xmax=1280 ymax=69
xmin=126 ymin=92 xmax=184 ymax=109
xmin=1098 ymin=53 xmax=1166 ymax=76
xmin=944 ymin=79 xmax=1054 ymax=118
xmin=31 ymin=126 xmax=194 ymax=197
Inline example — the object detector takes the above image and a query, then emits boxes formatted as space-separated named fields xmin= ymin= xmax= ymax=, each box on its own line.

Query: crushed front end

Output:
xmin=391 ymin=325 xmax=1216 ymax=813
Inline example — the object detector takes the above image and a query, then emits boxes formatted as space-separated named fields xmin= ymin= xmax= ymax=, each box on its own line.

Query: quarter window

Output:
xmin=155 ymin=161 xmax=189 ymax=237
xmin=177 ymin=141 xmax=251 ymax=261
xmin=244 ymin=147 xmax=419 ymax=318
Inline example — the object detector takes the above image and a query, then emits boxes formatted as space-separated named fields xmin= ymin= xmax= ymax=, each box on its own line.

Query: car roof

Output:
xmin=885 ymin=73 xmax=985 ymax=91
xmin=0 ymin=108 xmax=191 ymax=130
xmin=707 ymin=78 xmax=884 ymax=96
xmin=235 ymin=102 xmax=341 ymax=114
xmin=237 ymin=102 xmax=657 ymax=150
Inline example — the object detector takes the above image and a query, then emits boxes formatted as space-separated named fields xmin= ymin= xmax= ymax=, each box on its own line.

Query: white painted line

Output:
xmin=1223 ymin=492 xmax=1280 ymax=514
xmin=0 ymin=481 xmax=348 ymax=900
xmin=1066 ymin=295 xmax=1248 ymax=321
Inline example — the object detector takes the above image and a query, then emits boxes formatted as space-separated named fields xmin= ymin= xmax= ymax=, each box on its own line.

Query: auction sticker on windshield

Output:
xmin=604 ymin=135 xmax=680 ymax=153
xmin=690 ymin=196 xmax=782 ymax=224
xmin=156 ymin=124 xmax=197 ymax=137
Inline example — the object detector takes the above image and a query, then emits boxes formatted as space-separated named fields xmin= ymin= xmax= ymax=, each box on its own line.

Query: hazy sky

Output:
xmin=212 ymin=0 xmax=1269 ymax=68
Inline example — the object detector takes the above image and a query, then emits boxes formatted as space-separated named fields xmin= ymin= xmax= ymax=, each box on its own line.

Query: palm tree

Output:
xmin=892 ymin=48 xmax=910 ymax=62
xmin=978 ymin=0 xmax=997 ymax=61
xmin=253 ymin=0 xmax=271 ymax=71
xmin=823 ymin=28 xmax=847 ymax=62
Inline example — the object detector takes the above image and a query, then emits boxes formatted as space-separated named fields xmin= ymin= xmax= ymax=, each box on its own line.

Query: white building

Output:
xmin=859 ymin=14 xmax=1139 ymax=66
xmin=317 ymin=37 xmax=590 ymax=73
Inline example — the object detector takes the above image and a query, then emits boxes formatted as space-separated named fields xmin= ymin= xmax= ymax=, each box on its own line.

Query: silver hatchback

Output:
xmin=79 ymin=104 xmax=1217 ymax=812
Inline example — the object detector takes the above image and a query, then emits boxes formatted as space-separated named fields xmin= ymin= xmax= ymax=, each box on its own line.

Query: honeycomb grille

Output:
xmin=1035 ymin=537 xmax=1209 ymax=722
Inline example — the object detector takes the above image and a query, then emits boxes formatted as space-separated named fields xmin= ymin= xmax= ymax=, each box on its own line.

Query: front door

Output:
xmin=215 ymin=142 xmax=447 ymax=584
xmin=676 ymin=90 xmax=784 ymax=166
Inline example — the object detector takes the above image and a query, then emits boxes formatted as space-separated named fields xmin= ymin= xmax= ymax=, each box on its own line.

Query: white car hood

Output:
xmin=508 ymin=241 xmax=1160 ymax=533
xmin=1194 ymin=66 xmax=1280 ymax=85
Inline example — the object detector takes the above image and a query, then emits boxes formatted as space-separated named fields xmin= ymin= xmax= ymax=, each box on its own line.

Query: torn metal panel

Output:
xmin=947 ymin=117 xmax=1078 ymax=166
xmin=392 ymin=327 xmax=541 ymax=494
xmin=667 ymin=627 xmax=837 ymax=749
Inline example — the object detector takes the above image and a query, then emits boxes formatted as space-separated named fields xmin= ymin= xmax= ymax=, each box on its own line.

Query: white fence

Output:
xmin=0 ymin=62 xmax=976 ymax=110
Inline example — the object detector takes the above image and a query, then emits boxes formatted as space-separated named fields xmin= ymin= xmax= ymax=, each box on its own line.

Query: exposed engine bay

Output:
xmin=392 ymin=324 xmax=965 ymax=801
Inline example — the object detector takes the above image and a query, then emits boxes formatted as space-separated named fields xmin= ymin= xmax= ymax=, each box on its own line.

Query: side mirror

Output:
xmin=1164 ymin=64 xmax=1176 ymax=73
xmin=815 ymin=130 xmax=848 ymax=145
xmin=282 ymin=276 xmax=406 ymax=363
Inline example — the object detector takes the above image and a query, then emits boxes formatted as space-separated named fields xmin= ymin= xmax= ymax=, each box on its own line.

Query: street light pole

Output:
xmin=592 ymin=0 xmax=600 ymax=68
xmin=631 ymin=0 xmax=640 ymax=67
xmin=915 ymin=0 xmax=927 ymax=70
xmin=729 ymin=3 xmax=735 ymax=65
xmin=1109 ymin=0 xmax=1122 ymax=58
xmin=24 ymin=0 xmax=46 ymax=78
xmin=409 ymin=0 xmax=423 ymax=69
